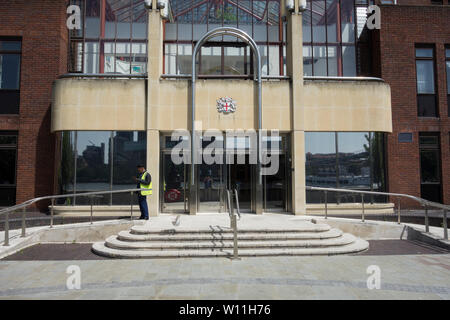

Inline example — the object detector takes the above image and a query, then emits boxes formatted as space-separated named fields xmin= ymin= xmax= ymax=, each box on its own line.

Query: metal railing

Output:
xmin=226 ymin=189 xmax=241 ymax=260
xmin=0 ymin=188 xmax=148 ymax=246
xmin=306 ymin=186 xmax=449 ymax=240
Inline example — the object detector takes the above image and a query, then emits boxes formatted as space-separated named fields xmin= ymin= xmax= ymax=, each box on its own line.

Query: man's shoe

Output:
xmin=138 ymin=217 xmax=145 ymax=220
xmin=145 ymin=217 xmax=149 ymax=220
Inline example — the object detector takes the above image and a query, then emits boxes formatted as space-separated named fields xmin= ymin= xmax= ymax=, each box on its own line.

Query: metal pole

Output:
xmin=361 ymin=194 xmax=365 ymax=222
xmin=50 ymin=198 xmax=54 ymax=228
xmin=130 ymin=191 xmax=133 ymax=221
xmin=424 ymin=205 xmax=429 ymax=233
xmin=232 ymin=213 xmax=240 ymax=260
xmin=21 ymin=207 xmax=26 ymax=238
xmin=324 ymin=191 xmax=328 ymax=219
xmin=397 ymin=197 xmax=401 ymax=224
xmin=443 ymin=210 xmax=448 ymax=240
xmin=3 ymin=211 xmax=9 ymax=246
xmin=90 ymin=196 xmax=93 ymax=225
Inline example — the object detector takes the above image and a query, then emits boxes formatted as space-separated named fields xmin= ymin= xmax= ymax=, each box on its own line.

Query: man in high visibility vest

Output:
xmin=134 ymin=164 xmax=152 ymax=220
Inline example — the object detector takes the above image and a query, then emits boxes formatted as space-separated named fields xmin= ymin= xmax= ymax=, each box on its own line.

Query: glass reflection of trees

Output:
xmin=306 ymin=132 xmax=386 ymax=204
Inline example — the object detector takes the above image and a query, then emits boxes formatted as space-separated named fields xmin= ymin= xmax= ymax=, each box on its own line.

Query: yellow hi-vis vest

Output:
xmin=140 ymin=171 xmax=152 ymax=196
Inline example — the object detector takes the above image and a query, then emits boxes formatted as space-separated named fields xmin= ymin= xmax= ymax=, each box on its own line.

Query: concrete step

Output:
xmin=105 ymin=233 xmax=356 ymax=250
xmin=129 ymin=223 xmax=331 ymax=235
xmin=118 ymin=228 xmax=343 ymax=242
xmin=92 ymin=238 xmax=369 ymax=258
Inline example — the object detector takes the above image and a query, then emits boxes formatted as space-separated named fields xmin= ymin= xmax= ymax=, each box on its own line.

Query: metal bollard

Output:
xmin=50 ymin=198 xmax=54 ymax=228
xmin=443 ymin=210 xmax=448 ymax=241
xmin=361 ymin=194 xmax=365 ymax=222
xmin=3 ymin=211 xmax=10 ymax=246
xmin=424 ymin=206 xmax=429 ymax=233
xmin=324 ymin=191 xmax=328 ymax=219
xmin=21 ymin=207 xmax=26 ymax=238
xmin=397 ymin=198 xmax=401 ymax=224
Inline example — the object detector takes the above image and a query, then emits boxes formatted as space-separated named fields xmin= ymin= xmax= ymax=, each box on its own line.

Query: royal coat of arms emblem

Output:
xmin=216 ymin=97 xmax=237 ymax=114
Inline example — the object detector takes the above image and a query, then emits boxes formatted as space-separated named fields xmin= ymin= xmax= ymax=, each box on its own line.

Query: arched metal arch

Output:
xmin=189 ymin=27 xmax=263 ymax=215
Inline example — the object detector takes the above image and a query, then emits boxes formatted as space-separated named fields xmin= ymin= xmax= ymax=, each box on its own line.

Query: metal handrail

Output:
xmin=0 ymin=188 xmax=149 ymax=246
xmin=306 ymin=186 xmax=448 ymax=240
xmin=226 ymin=189 xmax=240 ymax=260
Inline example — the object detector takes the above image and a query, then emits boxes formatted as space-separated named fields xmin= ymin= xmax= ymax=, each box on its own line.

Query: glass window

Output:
xmin=305 ymin=132 xmax=337 ymax=203
xmin=164 ymin=0 xmax=284 ymax=77
xmin=59 ymin=131 xmax=147 ymax=205
xmin=416 ymin=60 xmax=435 ymax=94
xmin=69 ymin=0 xmax=148 ymax=74
xmin=416 ymin=46 xmax=437 ymax=117
xmin=337 ymin=132 xmax=370 ymax=191
xmin=0 ymin=53 xmax=21 ymax=89
xmin=75 ymin=131 xmax=112 ymax=205
xmin=112 ymin=131 xmax=147 ymax=204
xmin=342 ymin=45 xmax=356 ymax=76
xmin=341 ymin=0 xmax=355 ymax=43
xmin=312 ymin=45 xmax=327 ymax=76
xmin=0 ymin=39 xmax=21 ymax=114
xmin=312 ymin=0 xmax=326 ymax=43
xmin=305 ymin=131 xmax=386 ymax=204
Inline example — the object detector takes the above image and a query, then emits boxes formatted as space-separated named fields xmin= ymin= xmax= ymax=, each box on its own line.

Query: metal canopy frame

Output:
xmin=190 ymin=26 xmax=263 ymax=215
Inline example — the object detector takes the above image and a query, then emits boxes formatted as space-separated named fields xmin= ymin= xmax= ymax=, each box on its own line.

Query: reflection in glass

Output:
xmin=59 ymin=131 xmax=147 ymax=205
xmin=0 ymin=54 xmax=21 ymax=89
xmin=306 ymin=132 xmax=387 ymax=203
xmin=416 ymin=60 xmax=435 ymax=94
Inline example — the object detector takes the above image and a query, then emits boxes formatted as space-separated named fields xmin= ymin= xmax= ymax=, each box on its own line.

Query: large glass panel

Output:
xmin=0 ymin=54 xmax=21 ymax=89
xmin=327 ymin=45 xmax=338 ymax=76
xmin=305 ymin=132 xmax=337 ymax=203
xmin=112 ymin=131 xmax=147 ymax=204
xmin=303 ymin=0 xmax=312 ymax=43
xmin=312 ymin=0 xmax=326 ymax=43
xmin=326 ymin=0 xmax=339 ymax=43
xmin=0 ymin=149 xmax=16 ymax=186
xmin=342 ymin=45 xmax=356 ymax=76
xmin=86 ymin=0 xmax=100 ymax=38
xmin=416 ymin=60 xmax=435 ymax=94
xmin=84 ymin=42 xmax=100 ymax=73
xmin=223 ymin=46 xmax=247 ymax=75
xmin=200 ymin=46 xmax=222 ymax=75
xmin=337 ymin=132 xmax=371 ymax=204
xmin=303 ymin=45 xmax=313 ymax=76
xmin=341 ymin=0 xmax=355 ymax=43
xmin=313 ymin=46 xmax=327 ymax=76
xmin=132 ymin=0 xmax=148 ymax=39
xmin=59 ymin=131 xmax=76 ymax=205
xmin=75 ymin=131 xmax=111 ymax=205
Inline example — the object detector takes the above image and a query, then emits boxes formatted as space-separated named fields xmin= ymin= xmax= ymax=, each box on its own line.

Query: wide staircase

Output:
xmin=92 ymin=217 xmax=369 ymax=258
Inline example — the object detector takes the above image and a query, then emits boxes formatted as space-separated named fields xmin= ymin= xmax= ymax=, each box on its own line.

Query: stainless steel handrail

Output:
xmin=0 ymin=188 xmax=148 ymax=246
xmin=306 ymin=186 xmax=449 ymax=240
xmin=226 ymin=189 xmax=240 ymax=260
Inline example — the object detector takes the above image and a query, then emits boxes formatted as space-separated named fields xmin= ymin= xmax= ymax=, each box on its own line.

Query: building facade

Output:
xmin=1 ymin=0 xmax=446 ymax=214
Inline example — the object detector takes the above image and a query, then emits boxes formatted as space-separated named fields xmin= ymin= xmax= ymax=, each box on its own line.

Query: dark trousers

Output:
xmin=138 ymin=194 xmax=149 ymax=219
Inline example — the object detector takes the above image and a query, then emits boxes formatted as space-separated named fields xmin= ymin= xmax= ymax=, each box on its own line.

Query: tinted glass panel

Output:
xmin=416 ymin=60 xmax=435 ymax=94
xmin=112 ymin=131 xmax=146 ymax=205
xmin=337 ymin=132 xmax=370 ymax=193
xmin=417 ymin=95 xmax=437 ymax=117
xmin=75 ymin=131 xmax=111 ymax=205
xmin=420 ymin=150 xmax=440 ymax=183
xmin=0 ymin=54 xmax=21 ymax=89
xmin=342 ymin=46 xmax=356 ymax=76
xmin=59 ymin=131 xmax=76 ymax=205
xmin=415 ymin=48 xmax=433 ymax=58
xmin=0 ymin=41 xmax=21 ymax=51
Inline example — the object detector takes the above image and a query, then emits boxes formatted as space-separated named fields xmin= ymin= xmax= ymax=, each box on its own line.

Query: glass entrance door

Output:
xmin=226 ymin=154 xmax=253 ymax=212
xmin=161 ymin=152 xmax=188 ymax=213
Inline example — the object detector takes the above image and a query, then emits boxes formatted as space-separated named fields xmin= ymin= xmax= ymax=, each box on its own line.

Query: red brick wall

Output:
xmin=377 ymin=5 xmax=450 ymax=207
xmin=0 ymin=0 xmax=68 ymax=209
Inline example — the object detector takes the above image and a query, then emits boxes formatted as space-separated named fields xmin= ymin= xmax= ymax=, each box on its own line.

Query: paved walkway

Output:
xmin=0 ymin=253 xmax=449 ymax=299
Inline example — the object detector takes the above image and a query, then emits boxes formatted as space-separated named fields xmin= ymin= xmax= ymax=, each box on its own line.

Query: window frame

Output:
xmin=0 ymin=37 xmax=22 ymax=115
xmin=415 ymin=44 xmax=439 ymax=118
